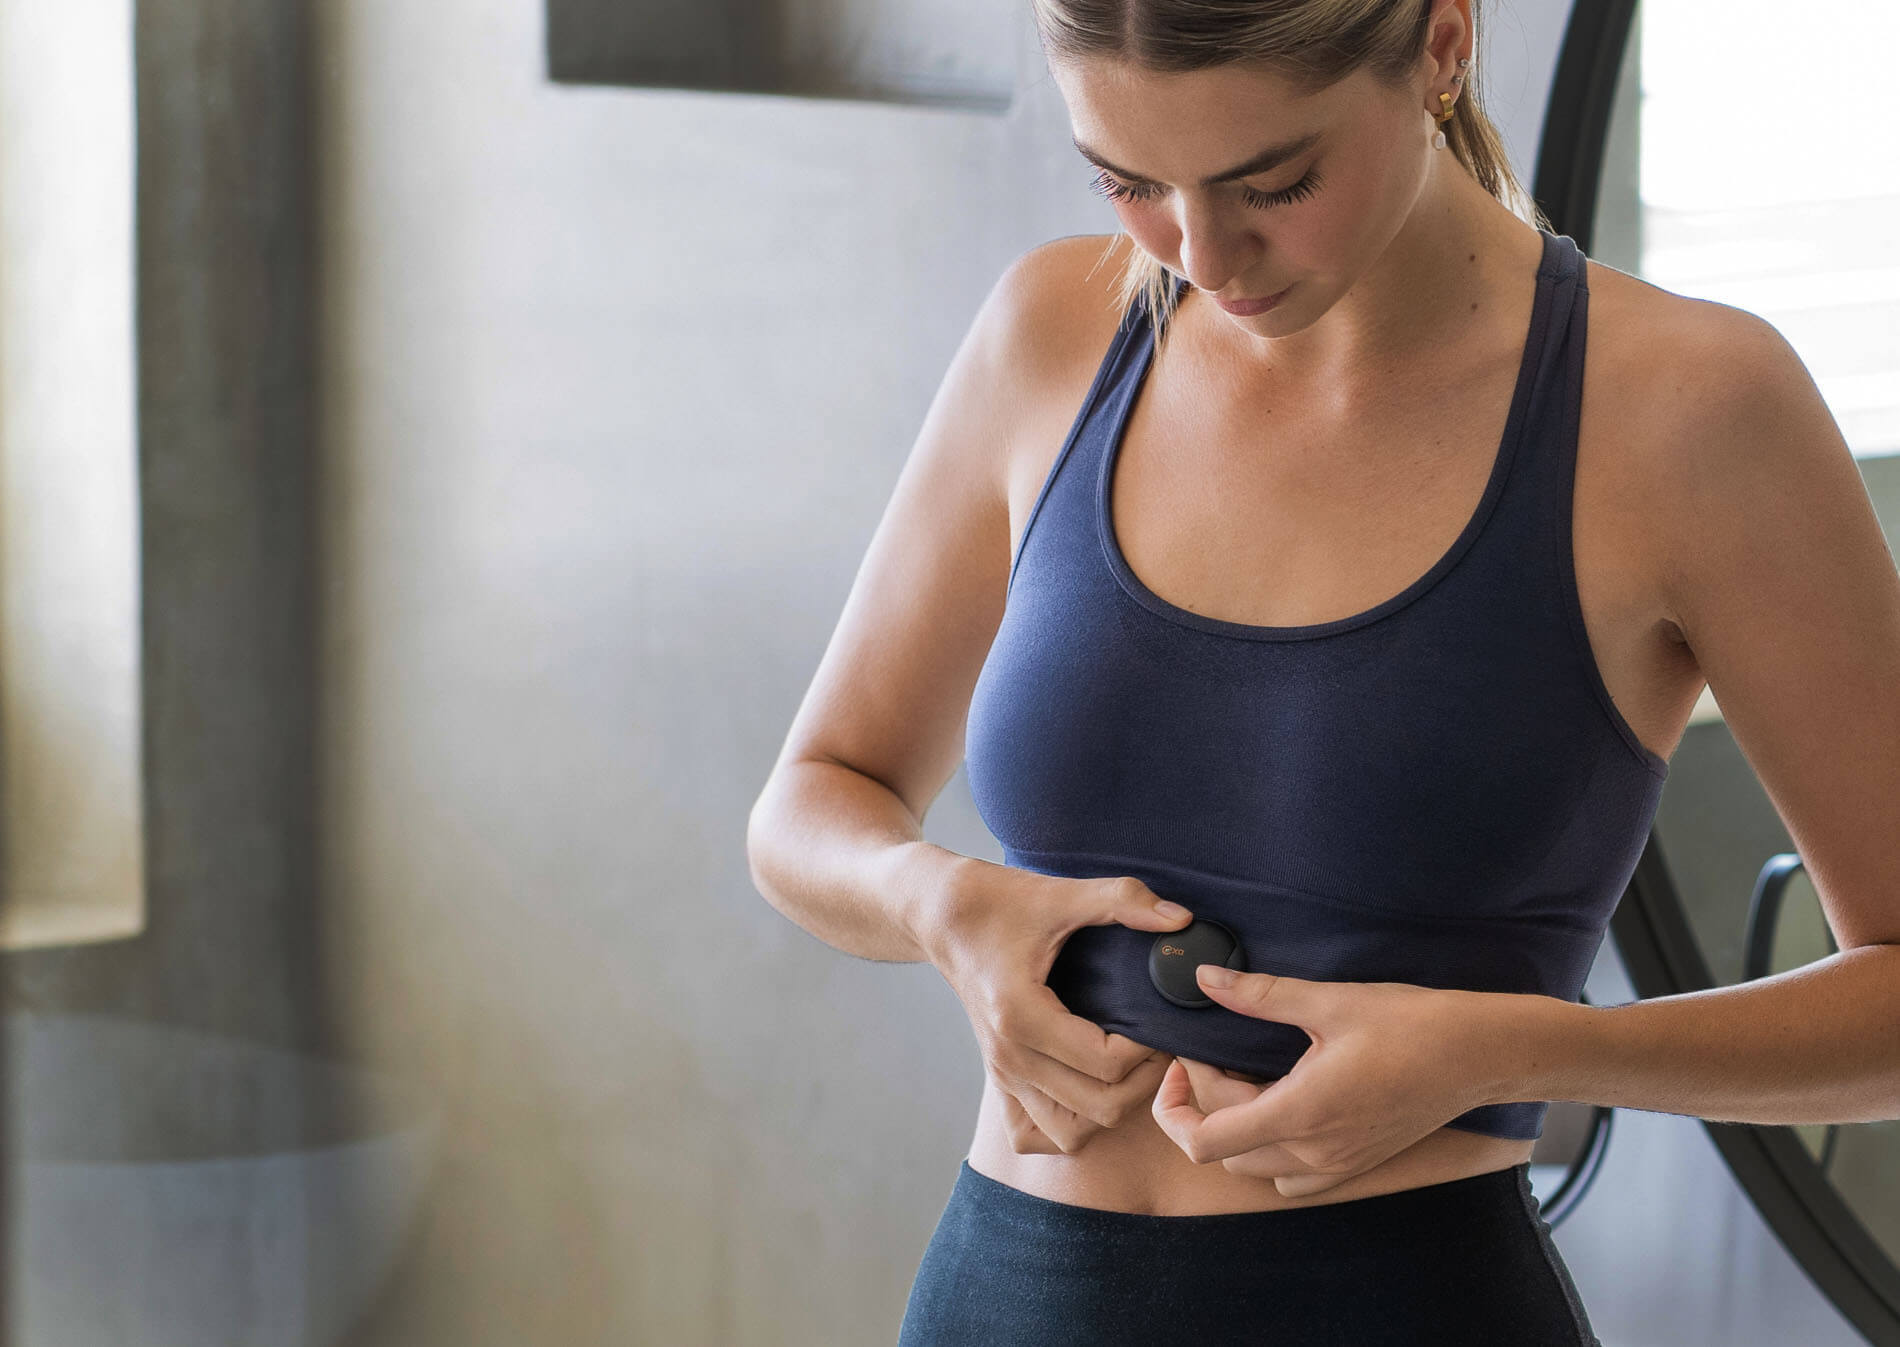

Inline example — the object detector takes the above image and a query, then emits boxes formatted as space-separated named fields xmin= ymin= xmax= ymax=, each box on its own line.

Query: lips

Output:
xmin=1214 ymin=286 xmax=1289 ymax=316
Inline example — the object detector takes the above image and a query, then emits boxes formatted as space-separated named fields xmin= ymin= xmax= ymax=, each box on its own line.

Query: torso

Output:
xmin=972 ymin=227 xmax=1708 ymax=1216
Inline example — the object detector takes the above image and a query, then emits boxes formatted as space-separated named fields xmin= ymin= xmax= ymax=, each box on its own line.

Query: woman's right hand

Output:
xmin=913 ymin=856 xmax=1197 ymax=1155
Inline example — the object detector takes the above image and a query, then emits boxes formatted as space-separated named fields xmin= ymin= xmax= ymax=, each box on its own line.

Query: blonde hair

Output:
xmin=1033 ymin=0 xmax=1552 ymax=351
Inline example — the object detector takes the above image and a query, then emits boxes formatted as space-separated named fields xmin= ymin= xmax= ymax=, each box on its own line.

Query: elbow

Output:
xmin=744 ymin=784 xmax=784 ymax=906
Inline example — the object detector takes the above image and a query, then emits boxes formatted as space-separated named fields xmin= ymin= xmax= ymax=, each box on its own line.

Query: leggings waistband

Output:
xmin=952 ymin=1158 xmax=1534 ymax=1249
xmin=898 ymin=1159 xmax=1600 ymax=1346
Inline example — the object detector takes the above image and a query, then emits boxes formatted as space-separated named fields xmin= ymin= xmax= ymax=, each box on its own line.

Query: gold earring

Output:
xmin=1433 ymin=57 xmax=1470 ymax=149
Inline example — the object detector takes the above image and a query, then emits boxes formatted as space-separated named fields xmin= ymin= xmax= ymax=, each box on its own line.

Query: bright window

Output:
xmin=0 ymin=0 xmax=145 ymax=947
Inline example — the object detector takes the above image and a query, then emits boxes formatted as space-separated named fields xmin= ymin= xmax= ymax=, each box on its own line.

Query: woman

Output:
xmin=745 ymin=0 xmax=1900 ymax=1342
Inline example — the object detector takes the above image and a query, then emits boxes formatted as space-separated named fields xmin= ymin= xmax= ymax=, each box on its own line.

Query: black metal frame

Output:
xmin=1536 ymin=3 xmax=1900 ymax=1340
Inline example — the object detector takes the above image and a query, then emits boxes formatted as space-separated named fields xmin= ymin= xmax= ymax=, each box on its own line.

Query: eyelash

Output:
xmin=1087 ymin=166 xmax=1323 ymax=211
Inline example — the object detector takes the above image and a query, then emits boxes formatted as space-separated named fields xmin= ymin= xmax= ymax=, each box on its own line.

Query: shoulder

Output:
xmin=989 ymin=232 xmax=1137 ymax=373
xmin=1581 ymin=255 xmax=1867 ymax=636
xmin=947 ymin=233 xmax=1136 ymax=441
xmin=1583 ymin=255 xmax=1811 ymax=426
xmin=981 ymin=233 xmax=1144 ymax=483
xmin=1583 ymin=254 xmax=1838 ymax=502
xmin=1002 ymin=231 xmax=1134 ymax=304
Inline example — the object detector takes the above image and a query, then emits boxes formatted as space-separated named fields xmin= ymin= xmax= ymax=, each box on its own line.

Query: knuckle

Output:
xmin=991 ymin=1001 xmax=1023 ymax=1043
xmin=1123 ymin=1041 xmax=1160 ymax=1072
xmin=1102 ymin=1040 xmax=1145 ymax=1081
xmin=1106 ymin=1072 xmax=1162 ymax=1124
xmin=975 ymin=984 xmax=1012 ymax=1033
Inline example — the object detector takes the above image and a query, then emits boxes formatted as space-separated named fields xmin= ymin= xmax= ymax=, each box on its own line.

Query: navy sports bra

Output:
xmin=963 ymin=229 xmax=1668 ymax=1140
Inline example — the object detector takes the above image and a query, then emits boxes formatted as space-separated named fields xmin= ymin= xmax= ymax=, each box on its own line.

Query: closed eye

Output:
xmin=1088 ymin=167 xmax=1324 ymax=211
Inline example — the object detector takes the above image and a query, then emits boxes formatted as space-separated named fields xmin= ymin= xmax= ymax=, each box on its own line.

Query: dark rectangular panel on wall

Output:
xmin=544 ymin=0 xmax=1016 ymax=112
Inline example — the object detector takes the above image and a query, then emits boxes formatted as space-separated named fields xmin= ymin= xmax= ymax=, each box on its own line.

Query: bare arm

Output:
xmin=745 ymin=236 xmax=1107 ymax=963
xmin=745 ymin=763 xmax=967 ymax=964
xmin=1484 ymin=304 xmax=1900 ymax=1126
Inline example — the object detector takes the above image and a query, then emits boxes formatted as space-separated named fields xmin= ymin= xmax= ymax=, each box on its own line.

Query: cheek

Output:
xmin=1114 ymin=204 xmax=1181 ymax=258
xmin=1292 ymin=166 xmax=1407 ymax=268
xmin=1306 ymin=174 xmax=1381 ymax=243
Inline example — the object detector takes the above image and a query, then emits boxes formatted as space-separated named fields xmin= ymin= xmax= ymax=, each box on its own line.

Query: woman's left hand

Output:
xmin=1152 ymin=966 xmax=1510 ymax=1198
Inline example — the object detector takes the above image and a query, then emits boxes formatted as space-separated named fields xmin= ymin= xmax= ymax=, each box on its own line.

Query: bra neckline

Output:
xmin=1096 ymin=228 xmax=1570 ymax=644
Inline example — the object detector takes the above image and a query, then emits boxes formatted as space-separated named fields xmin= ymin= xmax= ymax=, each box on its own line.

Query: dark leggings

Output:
xmin=896 ymin=1159 xmax=1601 ymax=1347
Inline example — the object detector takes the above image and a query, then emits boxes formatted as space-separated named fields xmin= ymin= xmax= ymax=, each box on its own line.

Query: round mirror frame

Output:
xmin=1537 ymin=2 xmax=1900 ymax=1338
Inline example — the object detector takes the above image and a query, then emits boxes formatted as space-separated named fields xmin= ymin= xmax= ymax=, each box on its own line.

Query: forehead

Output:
xmin=1053 ymin=57 xmax=1370 ymax=176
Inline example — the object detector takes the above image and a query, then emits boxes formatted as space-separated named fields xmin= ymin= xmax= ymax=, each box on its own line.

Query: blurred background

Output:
xmin=0 ymin=0 xmax=1896 ymax=1343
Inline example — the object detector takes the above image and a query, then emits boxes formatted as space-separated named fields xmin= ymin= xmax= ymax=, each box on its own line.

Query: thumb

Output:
xmin=1094 ymin=879 xmax=1195 ymax=932
xmin=1196 ymin=965 xmax=1317 ymax=1026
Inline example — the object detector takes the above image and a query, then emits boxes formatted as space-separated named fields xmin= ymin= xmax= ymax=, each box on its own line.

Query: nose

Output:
xmin=1175 ymin=196 xmax=1260 ymax=296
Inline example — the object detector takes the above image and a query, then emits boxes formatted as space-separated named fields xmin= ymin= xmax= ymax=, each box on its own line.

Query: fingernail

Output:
xmin=1197 ymin=964 xmax=1237 ymax=988
xmin=1154 ymin=900 xmax=1190 ymax=919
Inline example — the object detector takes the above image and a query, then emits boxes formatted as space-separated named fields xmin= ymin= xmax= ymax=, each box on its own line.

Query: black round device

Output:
xmin=1148 ymin=918 xmax=1247 ymax=1008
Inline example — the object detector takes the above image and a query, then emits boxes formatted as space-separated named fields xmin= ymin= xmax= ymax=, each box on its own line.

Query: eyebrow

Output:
xmin=1071 ymin=130 xmax=1323 ymax=186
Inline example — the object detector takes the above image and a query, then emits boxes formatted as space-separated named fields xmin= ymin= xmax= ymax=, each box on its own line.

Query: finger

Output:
xmin=1194 ymin=967 xmax=1319 ymax=1036
xmin=1150 ymin=1057 xmax=1208 ymax=1152
xmin=1275 ymin=1170 xmax=1356 ymax=1198
xmin=1178 ymin=1058 xmax=1261 ymax=1115
xmin=998 ymin=1044 xmax=1169 ymax=1130
xmin=1257 ymin=1131 xmax=1415 ymax=1192
xmin=1080 ymin=874 xmax=1198 ymax=936
xmin=1179 ymin=1095 xmax=1284 ymax=1164
xmin=999 ymin=1077 xmax=1074 ymax=1153
xmin=1156 ymin=1059 xmax=1280 ymax=1169
xmin=1171 ymin=1057 xmax=1272 ymax=1124
xmin=1216 ymin=1143 xmax=1316 ymax=1182
xmin=1211 ymin=1119 xmax=1335 ymax=1181
xmin=1098 ymin=1052 xmax=1175 ymax=1122
xmin=1006 ymin=1079 xmax=1099 ymax=1154
xmin=995 ymin=1081 xmax=1065 ymax=1155
xmin=993 ymin=980 xmax=1161 ymax=1086
xmin=1153 ymin=1064 xmax=1309 ymax=1165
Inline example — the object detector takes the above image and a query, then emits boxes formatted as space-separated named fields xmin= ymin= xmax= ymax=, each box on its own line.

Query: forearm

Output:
xmin=746 ymin=757 xmax=968 ymax=964
xmin=1480 ymin=942 xmax=1900 ymax=1127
